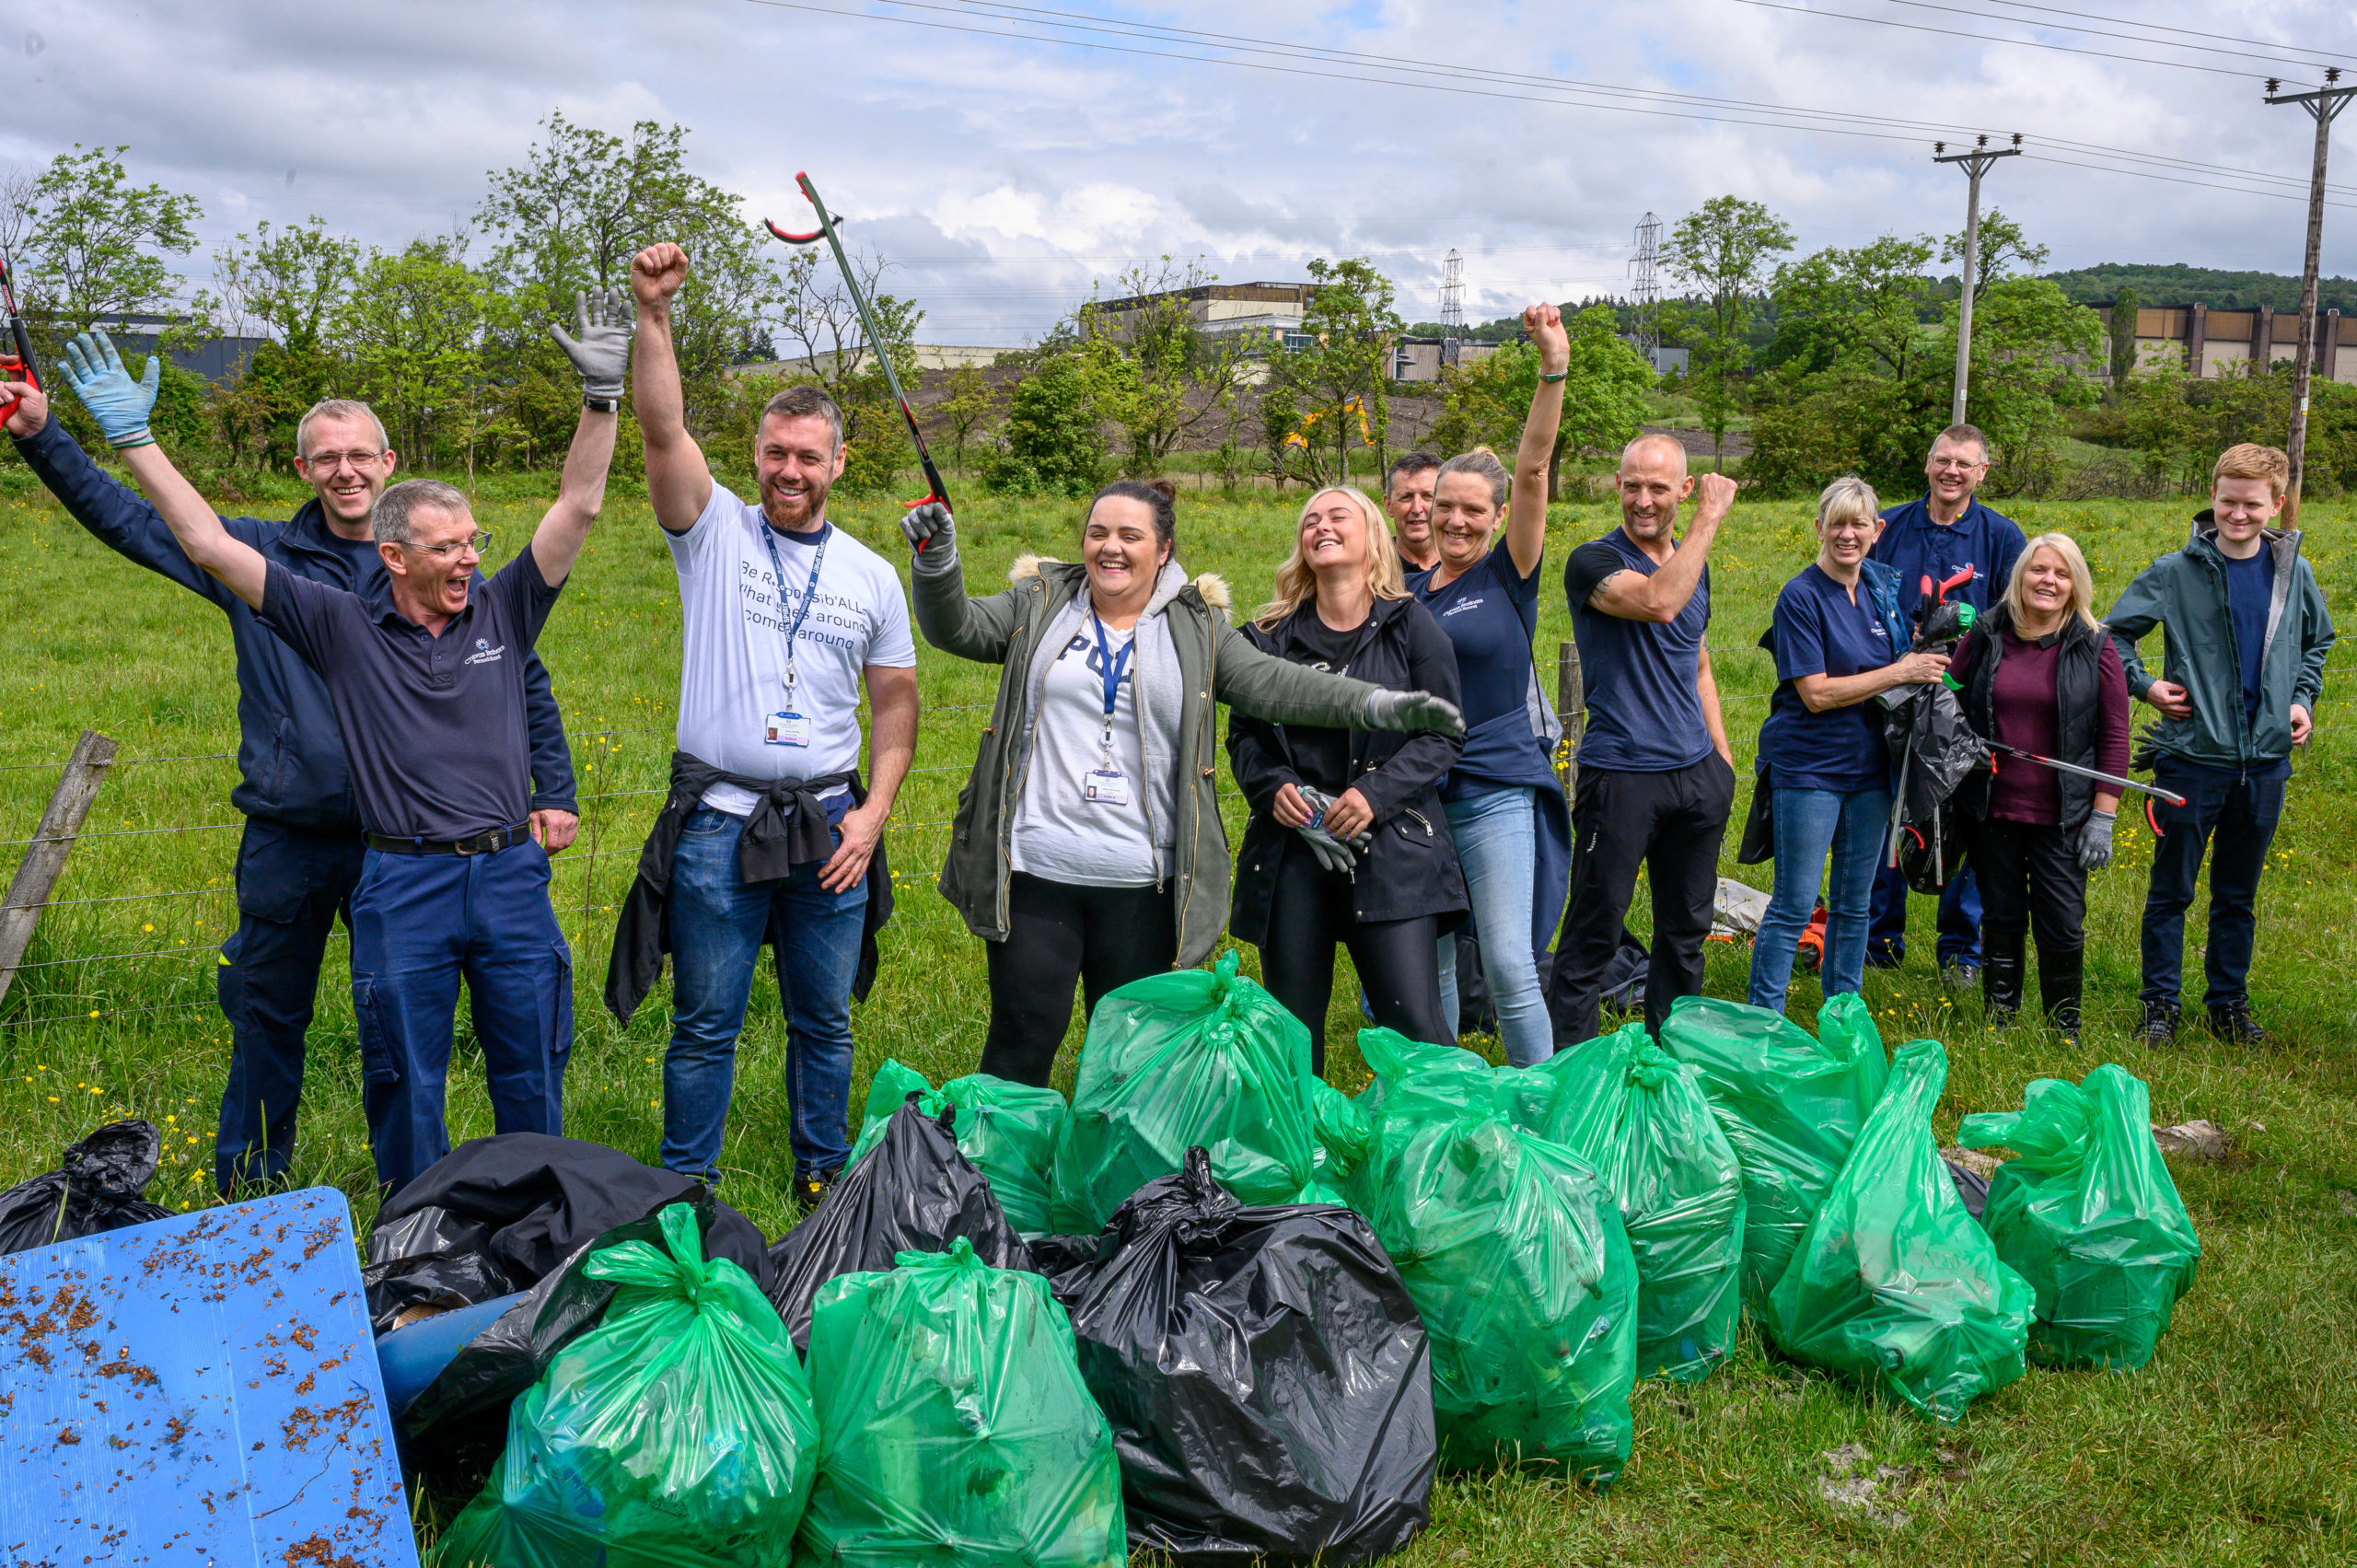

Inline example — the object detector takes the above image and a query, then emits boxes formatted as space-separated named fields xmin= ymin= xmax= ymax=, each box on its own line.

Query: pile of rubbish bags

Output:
xmin=0 ymin=1120 xmax=169 ymax=1255
xmin=334 ymin=962 xmax=2212 ymax=1565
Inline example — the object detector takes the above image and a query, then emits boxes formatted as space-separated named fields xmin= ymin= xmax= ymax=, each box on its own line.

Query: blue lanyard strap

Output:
xmin=759 ymin=520 xmax=831 ymax=687
xmin=1089 ymin=610 xmax=1134 ymax=721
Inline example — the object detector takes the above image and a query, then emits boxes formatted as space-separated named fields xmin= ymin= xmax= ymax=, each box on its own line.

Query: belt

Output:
xmin=365 ymin=824 xmax=530 ymax=856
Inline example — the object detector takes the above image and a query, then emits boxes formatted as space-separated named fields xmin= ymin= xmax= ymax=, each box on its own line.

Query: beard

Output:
xmin=762 ymin=472 xmax=831 ymax=531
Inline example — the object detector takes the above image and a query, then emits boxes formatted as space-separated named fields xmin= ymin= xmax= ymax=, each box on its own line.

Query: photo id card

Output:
xmin=764 ymin=711 xmax=811 ymax=748
xmin=1083 ymin=768 xmax=1131 ymax=807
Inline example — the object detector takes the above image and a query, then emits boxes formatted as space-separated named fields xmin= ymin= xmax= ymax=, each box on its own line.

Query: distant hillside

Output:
xmin=2043 ymin=263 xmax=2357 ymax=314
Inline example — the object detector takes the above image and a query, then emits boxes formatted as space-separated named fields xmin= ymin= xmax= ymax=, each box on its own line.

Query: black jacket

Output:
xmin=1953 ymin=602 xmax=2107 ymax=832
xmin=12 ymin=416 xmax=575 ymax=831
xmin=1226 ymin=595 xmax=1468 ymax=943
xmin=603 ymin=751 xmax=892 ymax=1024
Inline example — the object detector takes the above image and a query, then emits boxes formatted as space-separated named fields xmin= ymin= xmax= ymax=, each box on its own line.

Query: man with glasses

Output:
xmin=1864 ymin=422 xmax=2025 ymax=983
xmin=10 ymin=300 xmax=620 ymax=1195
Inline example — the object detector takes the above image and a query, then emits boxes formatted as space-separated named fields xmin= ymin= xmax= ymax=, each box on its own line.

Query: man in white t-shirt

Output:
xmin=626 ymin=241 xmax=919 ymax=1206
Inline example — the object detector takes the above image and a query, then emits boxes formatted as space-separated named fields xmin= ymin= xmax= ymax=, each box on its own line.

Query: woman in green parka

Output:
xmin=899 ymin=480 xmax=1464 ymax=1087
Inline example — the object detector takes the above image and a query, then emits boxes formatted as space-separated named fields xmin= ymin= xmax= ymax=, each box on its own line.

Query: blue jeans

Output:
xmin=1434 ymin=786 xmax=1551 ymax=1067
xmin=2141 ymin=755 xmax=2285 ymax=1008
xmin=1747 ymin=785 xmax=1892 ymax=1015
xmin=664 ymin=807 xmax=866 ymax=1183
xmin=348 ymin=841 xmax=573 ymax=1200
xmin=1866 ymin=857 xmax=1981 ymax=968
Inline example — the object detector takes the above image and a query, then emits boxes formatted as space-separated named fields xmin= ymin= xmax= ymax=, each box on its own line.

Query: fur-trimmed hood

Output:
xmin=1007 ymin=553 xmax=1231 ymax=620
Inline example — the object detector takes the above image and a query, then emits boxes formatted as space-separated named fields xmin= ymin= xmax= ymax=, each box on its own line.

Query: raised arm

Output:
xmin=1587 ymin=471 xmax=1736 ymax=623
xmin=1504 ymin=302 xmax=1569 ymax=579
xmin=629 ymin=243 xmax=715 ymax=532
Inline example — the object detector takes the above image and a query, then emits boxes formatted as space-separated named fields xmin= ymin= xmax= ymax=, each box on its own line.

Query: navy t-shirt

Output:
xmin=1757 ymin=564 xmax=1896 ymax=792
xmin=1562 ymin=529 xmax=1713 ymax=772
xmin=1412 ymin=541 xmax=1553 ymax=799
xmin=2222 ymin=547 xmax=2274 ymax=724
xmin=1870 ymin=497 xmax=2026 ymax=619
xmin=259 ymin=548 xmax=563 ymax=840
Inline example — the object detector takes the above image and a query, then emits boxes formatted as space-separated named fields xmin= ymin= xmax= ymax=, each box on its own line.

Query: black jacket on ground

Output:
xmin=1226 ymin=594 xmax=1467 ymax=943
xmin=1953 ymin=602 xmax=2107 ymax=833
xmin=603 ymin=750 xmax=892 ymax=1024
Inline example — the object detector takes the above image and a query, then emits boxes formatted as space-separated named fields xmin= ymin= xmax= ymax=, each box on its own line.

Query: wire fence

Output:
xmin=6 ymin=654 xmax=2353 ymax=1032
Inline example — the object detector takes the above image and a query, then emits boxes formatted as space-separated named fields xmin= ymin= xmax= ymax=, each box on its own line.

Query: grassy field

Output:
xmin=0 ymin=473 xmax=2352 ymax=1564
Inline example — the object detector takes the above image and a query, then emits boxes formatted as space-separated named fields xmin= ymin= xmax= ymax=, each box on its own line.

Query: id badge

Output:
xmin=765 ymin=711 xmax=811 ymax=748
xmin=1083 ymin=768 xmax=1131 ymax=806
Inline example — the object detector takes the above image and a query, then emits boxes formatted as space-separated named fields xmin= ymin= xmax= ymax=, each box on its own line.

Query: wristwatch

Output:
xmin=1538 ymin=369 xmax=1568 ymax=383
xmin=585 ymin=395 xmax=620 ymax=412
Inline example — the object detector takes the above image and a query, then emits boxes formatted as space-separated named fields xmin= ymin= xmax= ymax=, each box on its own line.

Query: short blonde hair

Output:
xmin=1252 ymin=486 xmax=1407 ymax=631
xmin=2212 ymin=443 xmax=2290 ymax=499
xmin=1817 ymin=474 xmax=1880 ymax=531
xmin=2006 ymin=532 xmax=2101 ymax=632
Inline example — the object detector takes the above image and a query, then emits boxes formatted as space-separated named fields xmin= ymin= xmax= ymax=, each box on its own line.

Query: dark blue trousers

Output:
xmin=213 ymin=821 xmax=366 ymax=1197
xmin=1865 ymin=858 xmax=1982 ymax=969
xmin=348 ymin=840 xmax=573 ymax=1199
xmin=2141 ymin=755 xmax=2286 ymax=1009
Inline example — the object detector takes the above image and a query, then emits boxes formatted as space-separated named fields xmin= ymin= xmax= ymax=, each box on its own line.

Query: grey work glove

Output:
xmin=900 ymin=500 xmax=958 ymax=575
xmin=1295 ymin=784 xmax=1370 ymax=877
xmin=549 ymin=286 xmax=633 ymax=401
xmin=1362 ymin=688 xmax=1466 ymax=739
xmin=2078 ymin=808 xmax=2116 ymax=871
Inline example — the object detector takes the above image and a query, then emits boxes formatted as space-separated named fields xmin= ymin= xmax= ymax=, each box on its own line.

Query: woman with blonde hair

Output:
xmin=1947 ymin=530 xmax=2129 ymax=1038
xmin=1227 ymin=485 xmax=1467 ymax=1065
xmin=1746 ymin=475 xmax=1946 ymax=1014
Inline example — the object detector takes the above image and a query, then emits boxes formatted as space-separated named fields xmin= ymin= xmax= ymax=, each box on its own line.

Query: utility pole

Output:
xmin=1934 ymin=134 xmax=2023 ymax=427
xmin=2266 ymin=68 xmax=2357 ymax=526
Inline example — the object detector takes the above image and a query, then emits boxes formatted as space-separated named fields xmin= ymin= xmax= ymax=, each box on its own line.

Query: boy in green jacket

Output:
xmin=2105 ymin=443 xmax=2335 ymax=1045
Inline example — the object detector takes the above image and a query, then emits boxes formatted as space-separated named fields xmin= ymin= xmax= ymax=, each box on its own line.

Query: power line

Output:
xmin=1974 ymin=0 xmax=2357 ymax=67
xmin=1863 ymin=0 xmax=2338 ymax=75
xmin=1734 ymin=0 xmax=2296 ymax=84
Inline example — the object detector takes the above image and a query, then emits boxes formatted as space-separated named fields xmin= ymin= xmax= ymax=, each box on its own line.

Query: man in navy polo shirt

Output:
xmin=1545 ymin=434 xmax=1737 ymax=1047
xmin=1864 ymin=422 xmax=2026 ymax=981
xmin=62 ymin=297 xmax=625 ymax=1196
xmin=7 ymin=340 xmax=577 ymax=1199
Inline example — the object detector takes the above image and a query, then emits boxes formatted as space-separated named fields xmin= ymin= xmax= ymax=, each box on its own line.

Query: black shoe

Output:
xmin=1943 ymin=961 xmax=1982 ymax=991
xmin=796 ymin=1166 xmax=842 ymax=1211
xmin=2208 ymin=1001 xmax=2267 ymax=1047
xmin=2137 ymin=998 xmax=2181 ymax=1046
xmin=1980 ymin=951 xmax=2023 ymax=1027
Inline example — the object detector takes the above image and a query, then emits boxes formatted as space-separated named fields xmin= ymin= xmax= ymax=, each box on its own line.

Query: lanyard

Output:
xmin=759 ymin=520 xmax=830 ymax=699
xmin=1089 ymin=609 xmax=1134 ymax=765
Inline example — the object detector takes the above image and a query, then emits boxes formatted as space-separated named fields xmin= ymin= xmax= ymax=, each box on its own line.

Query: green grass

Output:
xmin=1 ymin=478 xmax=2353 ymax=1563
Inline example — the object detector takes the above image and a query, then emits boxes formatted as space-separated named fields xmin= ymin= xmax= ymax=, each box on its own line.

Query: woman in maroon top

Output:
xmin=1950 ymin=532 xmax=2131 ymax=1037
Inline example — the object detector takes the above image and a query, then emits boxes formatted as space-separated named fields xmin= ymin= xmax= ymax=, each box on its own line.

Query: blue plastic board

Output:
xmin=0 ymin=1185 xmax=419 ymax=1568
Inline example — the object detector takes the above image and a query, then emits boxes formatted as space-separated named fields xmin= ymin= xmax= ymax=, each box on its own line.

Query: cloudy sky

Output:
xmin=5 ymin=0 xmax=2352 ymax=343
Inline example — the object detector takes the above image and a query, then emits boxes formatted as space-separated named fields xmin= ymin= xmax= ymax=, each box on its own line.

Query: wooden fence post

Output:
xmin=1556 ymin=641 xmax=1585 ymax=804
xmin=0 ymin=730 xmax=118 ymax=1008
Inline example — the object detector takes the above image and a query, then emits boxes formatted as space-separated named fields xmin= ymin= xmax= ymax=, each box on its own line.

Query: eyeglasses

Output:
xmin=1928 ymin=458 xmax=1987 ymax=473
xmin=404 ymin=530 xmax=492 ymax=560
xmin=301 ymin=449 xmax=386 ymax=471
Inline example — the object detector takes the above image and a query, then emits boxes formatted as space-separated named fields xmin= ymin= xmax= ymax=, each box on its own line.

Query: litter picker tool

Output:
xmin=1987 ymin=742 xmax=2186 ymax=807
xmin=766 ymin=173 xmax=949 ymax=535
xmin=0 ymin=246 xmax=39 ymax=424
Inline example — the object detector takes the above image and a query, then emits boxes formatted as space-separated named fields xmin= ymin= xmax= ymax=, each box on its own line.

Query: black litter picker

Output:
xmin=1876 ymin=567 xmax=1989 ymax=893
xmin=766 ymin=173 xmax=951 ymax=530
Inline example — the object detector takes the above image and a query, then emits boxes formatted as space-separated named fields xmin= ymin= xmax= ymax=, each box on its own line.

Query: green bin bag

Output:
xmin=1765 ymin=1039 xmax=2033 ymax=1423
xmin=1535 ymin=1021 xmax=1746 ymax=1382
xmin=1659 ymin=993 xmax=1889 ymax=1317
xmin=1049 ymin=951 xmax=1318 ymax=1232
xmin=1957 ymin=1065 xmax=2200 ymax=1370
xmin=434 ymin=1203 xmax=819 ymax=1568
xmin=796 ymin=1237 xmax=1126 ymax=1568
xmin=1347 ymin=1028 xmax=1638 ymax=1481
xmin=849 ymin=1060 xmax=1069 ymax=1238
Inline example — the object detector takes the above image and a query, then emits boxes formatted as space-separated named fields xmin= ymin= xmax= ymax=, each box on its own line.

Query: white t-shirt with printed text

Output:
xmin=668 ymin=488 xmax=916 ymax=817
xmin=1009 ymin=615 xmax=1159 ymax=887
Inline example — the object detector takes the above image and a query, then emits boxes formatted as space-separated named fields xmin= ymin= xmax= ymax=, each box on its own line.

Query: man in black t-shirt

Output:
xmin=93 ymin=318 xmax=624 ymax=1195
xmin=1546 ymin=437 xmax=1736 ymax=1045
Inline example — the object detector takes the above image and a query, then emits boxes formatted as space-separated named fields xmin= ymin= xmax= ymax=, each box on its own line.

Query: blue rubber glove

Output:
xmin=58 ymin=330 xmax=161 ymax=449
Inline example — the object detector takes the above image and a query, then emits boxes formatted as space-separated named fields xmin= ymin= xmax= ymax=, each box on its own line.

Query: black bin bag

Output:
xmin=765 ymin=1097 xmax=1032 ymax=1350
xmin=1046 ymin=1147 xmax=1436 ymax=1566
xmin=0 ymin=1120 xmax=170 ymax=1256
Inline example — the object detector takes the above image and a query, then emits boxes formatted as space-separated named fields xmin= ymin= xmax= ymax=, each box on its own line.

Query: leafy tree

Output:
xmin=1075 ymin=258 xmax=1257 ymax=477
xmin=331 ymin=236 xmax=494 ymax=470
xmin=211 ymin=218 xmax=362 ymax=468
xmin=1259 ymin=386 xmax=1304 ymax=490
xmin=770 ymin=242 xmax=923 ymax=494
xmin=928 ymin=362 xmax=996 ymax=474
xmin=2107 ymin=283 xmax=2141 ymax=401
xmin=1940 ymin=207 xmax=2049 ymax=294
xmin=1429 ymin=307 xmax=1656 ymax=498
xmin=17 ymin=145 xmax=202 ymax=335
xmin=1266 ymin=257 xmax=1402 ymax=485
xmin=982 ymin=354 xmax=1109 ymax=497
xmin=1662 ymin=196 xmax=1793 ymax=469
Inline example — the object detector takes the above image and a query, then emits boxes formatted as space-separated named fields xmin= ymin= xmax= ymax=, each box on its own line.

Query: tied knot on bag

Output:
xmin=584 ymin=1202 xmax=714 ymax=1310
xmin=1626 ymin=1043 xmax=1682 ymax=1091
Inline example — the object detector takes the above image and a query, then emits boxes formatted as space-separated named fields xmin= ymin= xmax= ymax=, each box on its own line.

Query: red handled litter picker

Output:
xmin=765 ymin=174 xmax=949 ymax=537
xmin=0 ymin=247 xmax=40 ymax=424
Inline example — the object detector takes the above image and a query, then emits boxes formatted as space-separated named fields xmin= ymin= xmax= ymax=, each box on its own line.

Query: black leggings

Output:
xmin=1257 ymin=842 xmax=1450 ymax=1074
xmin=979 ymin=872 xmax=1178 ymax=1087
